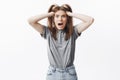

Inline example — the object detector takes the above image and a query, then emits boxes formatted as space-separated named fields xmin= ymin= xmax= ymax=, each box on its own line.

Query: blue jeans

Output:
xmin=46 ymin=65 xmax=78 ymax=80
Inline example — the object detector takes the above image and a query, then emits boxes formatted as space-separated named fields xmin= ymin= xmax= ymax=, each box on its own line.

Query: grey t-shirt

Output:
xmin=40 ymin=26 xmax=81 ymax=69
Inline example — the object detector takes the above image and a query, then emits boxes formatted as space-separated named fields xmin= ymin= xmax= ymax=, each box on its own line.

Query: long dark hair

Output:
xmin=48 ymin=4 xmax=73 ymax=40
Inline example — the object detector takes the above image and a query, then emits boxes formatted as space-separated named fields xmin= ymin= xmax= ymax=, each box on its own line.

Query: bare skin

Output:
xmin=66 ymin=12 xmax=94 ymax=33
xmin=28 ymin=11 xmax=94 ymax=34
xmin=28 ymin=12 xmax=54 ymax=34
xmin=54 ymin=10 xmax=67 ymax=30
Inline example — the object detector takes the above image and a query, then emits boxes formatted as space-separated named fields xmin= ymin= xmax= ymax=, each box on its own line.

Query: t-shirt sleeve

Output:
xmin=73 ymin=26 xmax=82 ymax=40
xmin=40 ymin=25 xmax=50 ymax=39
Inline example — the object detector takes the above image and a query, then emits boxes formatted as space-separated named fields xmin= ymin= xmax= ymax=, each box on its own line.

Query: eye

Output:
xmin=55 ymin=15 xmax=59 ymax=18
xmin=62 ymin=15 xmax=66 ymax=18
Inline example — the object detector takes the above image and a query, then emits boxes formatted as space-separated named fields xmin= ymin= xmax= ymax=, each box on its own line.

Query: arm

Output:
xmin=28 ymin=12 xmax=54 ymax=34
xmin=67 ymin=12 xmax=94 ymax=33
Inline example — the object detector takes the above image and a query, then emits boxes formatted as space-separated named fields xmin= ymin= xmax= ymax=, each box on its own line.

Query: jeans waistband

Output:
xmin=48 ymin=65 xmax=75 ymax=72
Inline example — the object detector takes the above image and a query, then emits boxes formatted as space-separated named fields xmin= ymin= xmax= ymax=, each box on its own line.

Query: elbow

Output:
xmin=28 ymin=18 xmax=33 ymax=25
xmin=27 ymin=18 xmax=37 ymax=25
xmin=84 ymin=17 xmax=94 ymax=25
xmin=85 ymin=17 xmax=94 ymax=27
xmin=89 ymin=17 xmax=94 ymax=24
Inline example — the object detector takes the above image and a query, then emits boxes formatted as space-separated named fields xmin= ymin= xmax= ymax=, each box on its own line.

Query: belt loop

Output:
xmin=65 ymin=67 xmax=68 ymax=72
xmin=52 ymin=66 xmax=56 ymax=72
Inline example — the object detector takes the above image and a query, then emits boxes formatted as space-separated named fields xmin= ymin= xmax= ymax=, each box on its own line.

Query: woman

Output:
xmin=28 ymin=4 xmax=94 ymax=80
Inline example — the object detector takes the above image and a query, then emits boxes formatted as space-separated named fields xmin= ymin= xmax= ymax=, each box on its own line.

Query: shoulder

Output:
xmin=73 ymin=26 xmax=82 ymax=36
xmin=71 ymin=26 xmax=82 ymax=40
xmin=40 ymin=25 xmax=51 ymax=39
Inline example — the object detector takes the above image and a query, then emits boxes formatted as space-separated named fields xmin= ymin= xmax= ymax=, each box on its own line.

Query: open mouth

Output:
xmin=58 ymin=23 xmax=63 ymax=26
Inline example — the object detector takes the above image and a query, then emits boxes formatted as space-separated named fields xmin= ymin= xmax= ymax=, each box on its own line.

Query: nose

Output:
xmin=58 ymin=16 xmax=62 ymax=21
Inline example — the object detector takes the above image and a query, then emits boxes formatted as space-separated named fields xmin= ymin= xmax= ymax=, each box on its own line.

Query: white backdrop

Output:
xmin=0 ymin=0 xmax=120 ymax=80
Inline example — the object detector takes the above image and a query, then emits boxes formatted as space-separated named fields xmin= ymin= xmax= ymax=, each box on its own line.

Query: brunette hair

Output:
xmin=47 ymin=4 xmax=73 ymax=40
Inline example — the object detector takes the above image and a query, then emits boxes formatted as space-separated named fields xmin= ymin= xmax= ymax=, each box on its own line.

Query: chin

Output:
xmin=56 ymin=26 xmax=65 ymax=30
xmin=57 ymin=28 xmax=64 ymax=30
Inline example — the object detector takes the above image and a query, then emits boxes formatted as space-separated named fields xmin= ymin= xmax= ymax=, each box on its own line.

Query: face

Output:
xmin=54 ymin=10 xmax=67 ymax=30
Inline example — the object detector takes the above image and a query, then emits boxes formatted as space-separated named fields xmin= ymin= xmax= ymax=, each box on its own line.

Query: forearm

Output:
xmin=67 ymin=12 xmax=94 ymax=33
xmin=28 ymin=12 xmax=54 ymax=24
xmin=67 ymin=12 xmax=94 ymax=23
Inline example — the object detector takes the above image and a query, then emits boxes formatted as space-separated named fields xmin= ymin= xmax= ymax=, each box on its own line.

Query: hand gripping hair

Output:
xmin=48 ymin=4 xmax=72 ymax=13
xmin=47 ymin=4 xmax=73 ymax=40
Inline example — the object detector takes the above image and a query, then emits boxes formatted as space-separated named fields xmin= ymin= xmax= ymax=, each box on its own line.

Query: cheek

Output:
xmin=63 ymin=18 xmax=67 ymax=24
xmin=64 ymin=17 xmax=67 ymax=21
xmin=53 ymin=18 xmax=57 ymax=24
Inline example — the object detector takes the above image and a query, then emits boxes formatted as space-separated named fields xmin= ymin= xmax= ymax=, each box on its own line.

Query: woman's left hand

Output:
xmin=66 ymin=11 xmax=72 ymax=16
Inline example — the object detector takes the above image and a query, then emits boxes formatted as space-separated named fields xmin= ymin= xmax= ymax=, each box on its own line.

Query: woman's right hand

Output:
xmin=49 ymin=12 xmax=55 ymax=17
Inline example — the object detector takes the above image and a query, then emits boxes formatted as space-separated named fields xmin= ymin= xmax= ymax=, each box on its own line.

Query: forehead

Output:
xmin=55 ymin=10 xmax=66 ymax=15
